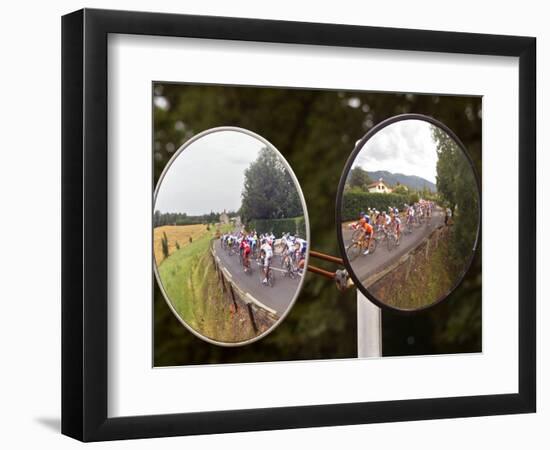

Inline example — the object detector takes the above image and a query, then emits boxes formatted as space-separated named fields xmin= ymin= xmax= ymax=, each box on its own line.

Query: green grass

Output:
xmin=370 ymin=233 xmax=462 ymax=310
xmin=158 ymin=231 xmax=213 ymax=328
xmin=157 ymin=224 xmax=256 ymax=342
xmin=390 ymin=241 xmax=453 ymax=309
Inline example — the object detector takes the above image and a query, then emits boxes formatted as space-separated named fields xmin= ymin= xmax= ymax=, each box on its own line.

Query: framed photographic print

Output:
xmin=61 ymin=8 xmax=536 ymax=441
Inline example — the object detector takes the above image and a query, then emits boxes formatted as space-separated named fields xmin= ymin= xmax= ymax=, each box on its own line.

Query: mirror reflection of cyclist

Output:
xmin=239 ymin=233 xmax=247 ymax=259
xmin=295 ymin=235 xmax=307 ymax=262
xmin=242 ymin=239 xmax=251 ymax=272
xmin=359 ymin=212 xmax=374 ymax=255
xmin=381 ymin=211 xmax=391 ymax=231
xmin=405 ymin=203 xmax=414 ymax=223
xmin=260 ymin=239 xmax=273 ymax=284
xmin=392 ymin=211 xmax=402 ymax=241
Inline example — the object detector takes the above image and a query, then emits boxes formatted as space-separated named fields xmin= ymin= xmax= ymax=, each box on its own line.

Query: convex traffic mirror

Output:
xmin=154 ymin=127 xmax=309 ymax=345
xmin=336 ymin=115 xmax=480 ymax=312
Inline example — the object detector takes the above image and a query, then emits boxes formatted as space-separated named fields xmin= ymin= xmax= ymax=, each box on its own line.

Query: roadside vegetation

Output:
xmin=434 ymin=126 xmax=479 ymax=264
xmin=156 ymin=224 xmax=258 ymax=342
xmin=370 ymin=228 xmax=459 ymax=310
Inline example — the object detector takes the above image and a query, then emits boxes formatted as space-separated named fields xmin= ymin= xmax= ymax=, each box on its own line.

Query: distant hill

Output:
xmin=367 ymin=170 xmax=436 ymax=192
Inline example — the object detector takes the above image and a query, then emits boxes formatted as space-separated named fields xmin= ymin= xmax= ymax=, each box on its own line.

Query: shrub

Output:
xmin=247 ymin=216 xmax=306 ymax=237
xmin=295 ymin=216 xmax=307 ymax=238
xmin=341 ymin=192 xmax=409 ymax=221
xmin=408 ymin=192 xmax=420 ymax=204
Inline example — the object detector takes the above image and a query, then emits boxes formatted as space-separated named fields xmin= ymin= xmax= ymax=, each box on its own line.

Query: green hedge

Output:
xmin=341 ymin=192 xmax=410 ymax=221
xmin=247 ymin=216 xmax=306 ymax=237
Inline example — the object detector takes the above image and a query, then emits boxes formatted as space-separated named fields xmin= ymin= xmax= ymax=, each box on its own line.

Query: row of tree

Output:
xmin=153 ymin=210 xmax=238 ymax=227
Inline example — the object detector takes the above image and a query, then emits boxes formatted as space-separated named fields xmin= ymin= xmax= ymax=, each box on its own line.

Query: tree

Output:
xmin=161 ymin=232 xmax=169 ymax=259
xmin=347 ymin=166 xmax=372 ymax=191
xmin=434 ymin=125 xmax=479 ymax=263
xmin=421 ymin=184 xmax=431 ymax=199
xmin=153 ymin=210 xmax=162 ymax=227
xmin=393 ymin=184 xmax=408 ymax=195
xmin=240 ymin=147 xmax=301 ymax=222
xmin=409 ymin=192 xmax=420 ymax=204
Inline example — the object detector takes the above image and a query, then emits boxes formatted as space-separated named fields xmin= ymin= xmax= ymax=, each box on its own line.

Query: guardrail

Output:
xmin=210 ymin=239 xmax=278 ymax=333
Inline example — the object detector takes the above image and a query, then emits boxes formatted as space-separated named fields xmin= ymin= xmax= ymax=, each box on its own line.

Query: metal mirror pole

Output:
xmin=357 ymin=290 xmax=382 ymax=358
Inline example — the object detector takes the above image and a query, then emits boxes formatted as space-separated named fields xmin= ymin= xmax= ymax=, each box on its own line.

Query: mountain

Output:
xmin=367 ymin=170 xmax=436 ymax=192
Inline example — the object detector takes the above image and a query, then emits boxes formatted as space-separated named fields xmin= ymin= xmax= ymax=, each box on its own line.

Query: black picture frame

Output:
xmin=62 ymin=8 xmax=536 ymax=442
xmin=335 ymin=113 xmax=482 ymax=314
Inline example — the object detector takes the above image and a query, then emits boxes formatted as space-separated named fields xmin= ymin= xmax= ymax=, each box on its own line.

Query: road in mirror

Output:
xmin=153 ymin=128 xmax=309 ymax=345
xmin=339 ymin=118 xmax=479 ymax=311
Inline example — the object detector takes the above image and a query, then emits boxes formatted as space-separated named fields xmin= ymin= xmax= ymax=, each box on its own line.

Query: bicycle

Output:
xmin=281 ymin=254 xmax=298 ymax=279
xmin=263 ymin=265 xmax=275 ymax=287
xmin=346 ymin=234 xmax=377 ymax=261
xmin=375 ymin=226 xmax=397 ymax=251
xmin=243 ymin=254 xmax=253 ymax=275
xmin=404 ymin=217 xmax=414 ymax=235
xmin=226 ymin=240 xmax=235 ymax=255
xmin=386 ymin=230 xmax=398 ymax=251
xmin=259 ymin=255 xmax=275 ymax=287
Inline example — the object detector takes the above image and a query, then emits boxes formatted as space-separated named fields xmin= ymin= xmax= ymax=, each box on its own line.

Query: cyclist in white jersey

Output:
xmin=260 ymin=240 xmax=273 ymax=284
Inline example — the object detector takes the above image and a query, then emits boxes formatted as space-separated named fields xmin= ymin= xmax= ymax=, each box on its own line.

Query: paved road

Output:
xmin=212 ymin=239 xmax=302 ymax=317
xmin=343 ymin=207 xmax=445 ymax=285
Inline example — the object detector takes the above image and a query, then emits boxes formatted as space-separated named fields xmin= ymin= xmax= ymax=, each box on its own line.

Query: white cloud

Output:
xmin=353 ymin=119 xmax=438 ymax=183
xmin=155 ymin=130 xmax=265 ymax=215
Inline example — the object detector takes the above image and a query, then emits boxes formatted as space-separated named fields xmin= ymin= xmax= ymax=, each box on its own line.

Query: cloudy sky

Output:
xmin=352 ymin=119 xmax=438 ymax=183
xmin=155 ymin=130 xmax=264 ymax=215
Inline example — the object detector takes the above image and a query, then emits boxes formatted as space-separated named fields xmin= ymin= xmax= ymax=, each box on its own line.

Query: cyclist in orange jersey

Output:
xmin=360 ymin=216 xmax=375 ymax=255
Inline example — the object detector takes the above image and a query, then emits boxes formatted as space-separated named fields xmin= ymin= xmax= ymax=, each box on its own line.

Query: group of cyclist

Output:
xmin=220 ymin=230 xmax=307 ymax=285
xmin=350 ymin=200 xmax=436 ymax=256
xmin=279 ymin=232 xmax=308 ymax=278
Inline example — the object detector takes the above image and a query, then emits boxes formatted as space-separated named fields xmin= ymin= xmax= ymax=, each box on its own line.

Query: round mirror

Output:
xmin=336 ymin=114 xmax=480 ymax=312
xmin=154 ymin=127 xmax=309 ymax=345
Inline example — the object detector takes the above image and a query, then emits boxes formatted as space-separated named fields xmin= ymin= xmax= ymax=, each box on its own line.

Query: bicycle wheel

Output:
xmin=387 ymin=234 xmax=395 ymax=251
xmin=346 ymin=242 xmax=361 ymax=261
xmin=282 ymin=260 xmax=290 ymax=277
xmin=368 ymin=238 xmax=377 ymax=254
xmin=288 ymin=266 xmax=297 ymax=279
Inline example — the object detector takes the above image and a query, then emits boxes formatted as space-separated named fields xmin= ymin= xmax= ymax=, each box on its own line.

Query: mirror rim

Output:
xmin=335 ymin=113 xmax=481 ymax=313
xmin=153 ymin=126 xmax=311 ymax=346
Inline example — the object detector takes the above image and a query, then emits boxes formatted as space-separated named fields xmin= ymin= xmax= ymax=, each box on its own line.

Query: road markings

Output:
xmin=245 ymin=293 xmax=277 ymax=316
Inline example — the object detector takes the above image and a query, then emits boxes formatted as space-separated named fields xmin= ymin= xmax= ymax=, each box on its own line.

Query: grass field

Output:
xmin=156 ymin=224 xmax=258 ymax=342
xmin=153 ymin=224 xmax=209 ymax=265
